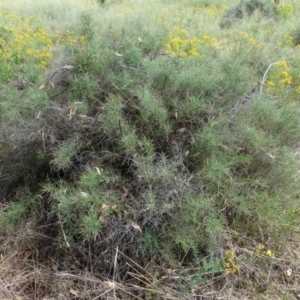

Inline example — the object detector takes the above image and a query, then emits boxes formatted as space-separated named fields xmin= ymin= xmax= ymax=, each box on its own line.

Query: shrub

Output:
xmin=1 ymin=0 xmax=300 ymax=298
xmin=220 ymin=0 xmax=278 ymax=28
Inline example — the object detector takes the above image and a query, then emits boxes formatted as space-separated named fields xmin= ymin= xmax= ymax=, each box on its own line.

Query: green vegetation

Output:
xmin=1 ymin=0 xmax=300 ymax=298
xmin=220 ymin=0 xmax=279 ymax=28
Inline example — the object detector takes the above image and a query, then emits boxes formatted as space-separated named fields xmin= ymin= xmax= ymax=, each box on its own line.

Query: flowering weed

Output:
xmin=224 ymin=250 xmax=240 ymax=275
xmin=278 ymin=2 xmax=296 ymax=19
xmin=165 ymin=26 xmax=218 ymax=57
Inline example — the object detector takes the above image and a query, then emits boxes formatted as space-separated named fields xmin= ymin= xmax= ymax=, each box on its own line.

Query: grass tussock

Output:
xmin=1 ymin=0 xmax=300 ymax=298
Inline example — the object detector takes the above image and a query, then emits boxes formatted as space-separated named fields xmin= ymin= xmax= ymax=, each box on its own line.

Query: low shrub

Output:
xmin=1 ymin=0 xmax=300 ymax=298
xmin=220 ymin=0 xmax=278 ymax=28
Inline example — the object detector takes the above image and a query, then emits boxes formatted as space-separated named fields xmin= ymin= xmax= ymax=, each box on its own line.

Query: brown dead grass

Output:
xmin=0 ymin=221 xmax=300 ymax=299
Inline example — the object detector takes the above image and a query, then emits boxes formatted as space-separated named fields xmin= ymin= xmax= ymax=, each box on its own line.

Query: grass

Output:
xmin=1 ymin=0 xmax=300 ymax=298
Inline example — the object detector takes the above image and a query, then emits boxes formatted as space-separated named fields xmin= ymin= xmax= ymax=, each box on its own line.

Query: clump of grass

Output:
xmin=51 ymin=140 xmax=80 ymax=171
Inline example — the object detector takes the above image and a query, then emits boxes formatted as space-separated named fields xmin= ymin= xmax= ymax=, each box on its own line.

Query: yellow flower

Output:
xmin=187 ymin=49 xmax=199 ymax=57
xmin=223 ymin=250 xmax=240 ymax=275
xmin=284 ymin=35 xmax=293 ymax=45
xmin=165 ymin=27 xmax=218 ymax=57
xmin=248 ymin=37 xmax=256 ymax=45
xmin=255 ymin=243 xmax=273 ymax=257
xmin=39 ymin=61 xmax=47 ymax=69
xmin=224 ymin=250 xmax=234 ymax=262
xmin=265 ymin=80 xmax=275 ymax=92
xmin=255 ymin=243 xmax=265 ymax=254
xmin=265 ymin=250 xmax=273 ymax=257
xmin=278 ymin=3 xmax=296 ymax=18
xmin=280 ymin=71 xmax=292 ymax=85
xmin=277 ymin=60 xmax=288 ymax=68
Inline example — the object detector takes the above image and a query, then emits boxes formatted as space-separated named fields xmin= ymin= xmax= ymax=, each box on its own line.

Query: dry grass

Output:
xmin=1 ymin=220 xmax=300 ymax=299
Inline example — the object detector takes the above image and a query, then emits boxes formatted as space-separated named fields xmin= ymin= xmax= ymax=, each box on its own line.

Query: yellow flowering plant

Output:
xmin=223 ymin=250 xmax=240 ymax=275
xmin=254 ymin=243 xmax=273 ymax=258
xmin=0 ymin=11 xmax=89 ymax=80
xmin=264 ymin=60 xmax=295 ymax=94
xmin=278 ymin=3 xmax=296 ymax=19
xmin=165 ymin=26 xmax=218 ymax=57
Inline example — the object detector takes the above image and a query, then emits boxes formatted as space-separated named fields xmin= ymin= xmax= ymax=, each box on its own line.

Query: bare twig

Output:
xmin=260 ymin=61 xmax=280 ymax=96
xmin=58 ymin=214 xmax=70 ymax=248
xmin=49 ymin=86 xmax=68 ymax=100
xmin=113 ymin=246 xmax=119 ymax=300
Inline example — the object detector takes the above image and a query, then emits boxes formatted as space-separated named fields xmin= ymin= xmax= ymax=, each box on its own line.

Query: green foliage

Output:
xmin=291 ymin=29 xmax=300 ymax=47
xmin=220 ymin=0 xmax=278 ymax=28
xmin=79 ymin=12 xmax=94 ymax=42
xmin=169 ymin=194 xmax=215 ymax=253
xmin=0 ymin=192 xmax=44 ymax=230
xmin=244 ymin=99 xmax=300 ymax=147
xmin=0 ymin=202 xmax=26 ymax=229
xmin=73 ymin=42 xmax=97 ymax=73
xmin=0 ymin=88 xmax=21 ymax=122
xmin=139 ymin=30 xmax=165 ymax=59
xmin=122 ymin=39 xmax=143 ymax=67
xmin=0 ymin=26 xmax=13 ymax=41
xmin=0 ymin=58 xmax=12 ymax=82
xmin=80 ymin=167 xmax=117 ymax=190
xmin=96 ymin=0 xmax=106 ymax=5
xmin=70 ymin=74 xmax=97 ymax=101
xmin=80 ymin=211 xmax=102 ymax=240
xmin=242 ymin=0 xmax=278 ymax=17
xmin=22 ymin=64 xmax=44 ymax=85
xmin=145 ymin=58 xmax=177 ymax=95
xmin=100 ymin=96 xmax=123 ymax=136
xmin=202 ymin=255 xmax=223 ymax=273
xmin=138 ymin=87 xmax=171 ymax=136
xmin=2 ymin=0 xmax=300 ymax=297
xmin=120 ymin=128 xmax=139 ymax=153
xmin=22 ymin=89 xmax=49 ymax=117
xmin=139 ymin=230 xmax=160 ymax=254
xmin=39 ymin=167 xmax=121 ymax=242
xmin=51 ymin=140 xmax=79 ymax=170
